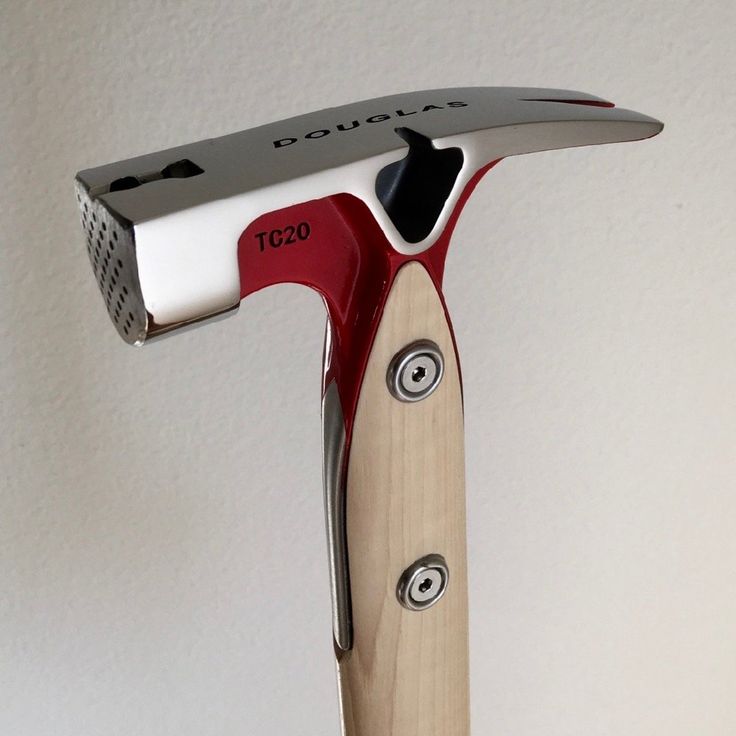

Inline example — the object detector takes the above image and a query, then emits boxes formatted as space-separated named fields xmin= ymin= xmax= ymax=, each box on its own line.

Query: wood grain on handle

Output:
xmin=338 ymin=261 xmax=469 ymax=736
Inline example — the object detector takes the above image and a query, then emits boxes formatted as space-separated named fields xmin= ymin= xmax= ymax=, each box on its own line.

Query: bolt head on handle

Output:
xmin=75 ymin=86 xmax=662 ymax=346
xmin=388 ymin=340 xmax=445 ymax=403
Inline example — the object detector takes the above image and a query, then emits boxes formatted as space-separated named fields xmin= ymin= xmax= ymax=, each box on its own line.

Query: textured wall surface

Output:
xmin=1 ymin=2 xmax=734 ymax=734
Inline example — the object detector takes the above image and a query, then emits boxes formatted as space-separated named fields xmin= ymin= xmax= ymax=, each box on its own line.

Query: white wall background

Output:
xmin=2 ymin=1 xmax=734 ymax=734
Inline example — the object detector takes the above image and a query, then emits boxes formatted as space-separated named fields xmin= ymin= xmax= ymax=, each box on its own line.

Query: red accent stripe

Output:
xmin=522 ymin=98 xmax=615 ymax=108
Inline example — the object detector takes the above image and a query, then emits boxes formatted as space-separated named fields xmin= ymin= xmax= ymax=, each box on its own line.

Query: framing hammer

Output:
xmin=75 ymin=87 xmax=662 ymax=735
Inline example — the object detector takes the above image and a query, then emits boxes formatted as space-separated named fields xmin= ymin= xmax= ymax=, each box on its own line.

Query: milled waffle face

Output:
xmin=76 ymin=181 xmax=147 ymax=345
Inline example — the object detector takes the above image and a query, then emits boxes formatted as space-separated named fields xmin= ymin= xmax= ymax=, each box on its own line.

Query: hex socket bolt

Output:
xmin=75 ymin=87 xmax=662 ymax=735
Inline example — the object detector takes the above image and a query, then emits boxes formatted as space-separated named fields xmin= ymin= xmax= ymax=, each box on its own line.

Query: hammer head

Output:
xmin=75 ymin=87 xmax=662 ymax=345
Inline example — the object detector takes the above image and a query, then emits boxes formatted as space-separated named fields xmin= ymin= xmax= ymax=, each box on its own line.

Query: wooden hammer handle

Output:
xmin=337 ymin=261 xmax=470 ymax=736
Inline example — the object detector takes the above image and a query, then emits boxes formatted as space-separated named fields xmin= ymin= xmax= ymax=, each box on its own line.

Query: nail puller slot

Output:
xmin=100 ymin=158 xmax=204 ymax=194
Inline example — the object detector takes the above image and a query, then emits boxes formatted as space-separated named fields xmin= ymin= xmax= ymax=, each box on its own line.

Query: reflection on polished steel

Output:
xmin=322 ymin=379 xmax=352 ymax=651
xmin=388 ymin=340 xmax=445 ymax=402
xmin=397 ymin=554 xmax=450 ymax=611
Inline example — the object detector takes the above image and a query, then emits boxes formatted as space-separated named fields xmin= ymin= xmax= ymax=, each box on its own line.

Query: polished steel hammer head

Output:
xmin=75 ymin=87 xmax=662 ymax=346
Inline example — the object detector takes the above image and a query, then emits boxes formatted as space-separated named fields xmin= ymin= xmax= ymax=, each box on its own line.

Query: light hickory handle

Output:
xmin=336 ymin=261 xmax=469 ymax=736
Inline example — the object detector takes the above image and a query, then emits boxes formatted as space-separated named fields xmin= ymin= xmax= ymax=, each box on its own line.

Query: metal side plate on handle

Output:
xmin=75 ymin=87 xmax=662 ymax=736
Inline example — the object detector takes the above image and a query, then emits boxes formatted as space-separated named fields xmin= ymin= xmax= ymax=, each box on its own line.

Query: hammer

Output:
xmin=75 ymin=87 xmax=663 ymax=735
